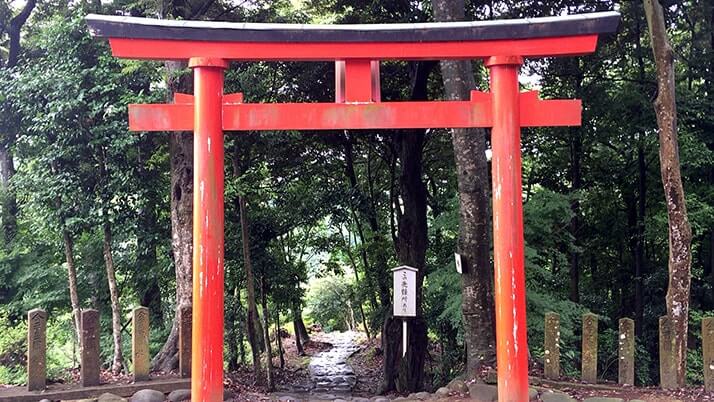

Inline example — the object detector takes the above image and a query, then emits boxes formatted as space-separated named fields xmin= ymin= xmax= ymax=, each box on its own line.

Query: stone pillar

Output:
xmin=132 ymin=306 xmax=150 ymax=381
xmin=27 ymin=309 xmax=47 ymax=391
xmin=179 ymin=304 xmax=192 ymax=378
xmin=81 ymin=309 xmax=100 ymax=387
xmin=704 ymin=317 xmax=714 ymax=392
xmin=581 ymin=313 xmax=598 ymax=383
xmin=544 ymin=312 xmax=560 ymax=379
xmin=659 ymin=315 xmax=676 ymax=389
xmin=618 ymin=318 xmax=635 ymax=386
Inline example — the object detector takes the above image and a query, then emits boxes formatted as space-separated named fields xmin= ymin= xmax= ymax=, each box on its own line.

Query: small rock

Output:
xmin=168 ymin=389 xmax=191 ymax=402
xmin=39 ymin=400 xmax=52 ymax=402
xmin=435 ymin=387 xmax=450 ymax=397
xmin=582 ymin=399 xmax=624 ymax=402
xmin=540 ymin=392 xmax=576 ymax=402
xmin=130 ymin=389 xmax=165 ymax=402
xmin=223 ymin=389 xmax=234 ymax=401
xmin=352 ymin=398 xmax=371 ymax=402
xmin=371 ymin=398 xmax=390 ymax=402
xmin=415 ymin=392 xmax=430 ymax=400
xmin=467 ymin=383 xmax=498 ymax=402
xmin=484 ymin=369 xmax=497 ymax=385
xmin=447 ymin=378 xmax=468 ymax=393
xmin=98 ymin=393 xmax=128 ymax=402
xmin=528 ymin=388 xmax=538 ymax=401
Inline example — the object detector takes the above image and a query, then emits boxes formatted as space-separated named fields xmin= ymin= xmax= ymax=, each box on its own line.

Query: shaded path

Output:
xmin=309 ymin=331 xmax=361 ymax=394
xmin=273 ymin=331 xmax=365 ymax=401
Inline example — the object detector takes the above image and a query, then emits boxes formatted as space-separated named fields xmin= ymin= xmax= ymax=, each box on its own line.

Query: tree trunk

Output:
xmin=227 ymin=283 xmax=240 ymax=371
xmin=0 ymin=147 xmax=17 ymax=247
xmin=0 ymin=0 xmax=35 ymax=250
xmin=103 ymin=222 xmax=125 ymax=374
xmin=261 ymin=278 xmax=275 ymax=391
xmin=151 ymin=60 xmax=194 ymax=371
xmin=343 ymin=137 xmax=391 ymax=311
xmin=569 ymin=125 xmax=582 ymax=304
xmin=342 ymin=227 xmax=372 ymax=339
xmin=293 ymin=303 xmax=310 ymax=343
xmin=567 ymin=58 xmax=584 ymax=304
xmin=62 ymin=227 xmax=82 ymax=346
xmin=275 ymin=310 xmax=285 ymax=369
xmin=432 ymin=0 xmax=496 ymax=375
xmin=625 ymin=186 xmax=639 ymax=321
xmin=293 ymin=312 xmax=305 ymax=356
xmin=236 ymin=285 xmax=247 ymax=366
xmin=239 ymin=195 xmax=264 ymax=384
xmin=644 ymin=0 xmax=694 ymax=387
xmin=382 ymin=61 xmax=433 ymax=394
xmin=346 ymin=299 xmax=356 ymax=331
xmin=137 ymin=134 xmax=163 ymax=324
xmin=708 ymin=229 xmax=714 ymax=308
xmin=633 ymin=9 xmax=648 ymax=336
xmin=239 ymin=314 xmax=246 ymax=366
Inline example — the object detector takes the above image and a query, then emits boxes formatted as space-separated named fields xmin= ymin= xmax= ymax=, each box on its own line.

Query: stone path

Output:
xmin=273 ymin=331 xmax=364 ymax=401
xmin=309 ymin=331 xmax=362 ymax=394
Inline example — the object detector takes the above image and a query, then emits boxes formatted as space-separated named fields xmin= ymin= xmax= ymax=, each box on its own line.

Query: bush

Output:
xmin=305 ymin=274 xmax=358 ymax=332
xmin=0 ymin=309 xmax=28 ymax=385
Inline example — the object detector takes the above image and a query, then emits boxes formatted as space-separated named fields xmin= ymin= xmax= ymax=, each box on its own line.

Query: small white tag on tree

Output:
xmin=392 ymin=266 xmax=417 ymax=318
xmin=455 ymin=253 xmax=463 ymax=274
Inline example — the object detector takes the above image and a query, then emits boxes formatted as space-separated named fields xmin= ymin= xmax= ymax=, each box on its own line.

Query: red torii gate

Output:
xmin=87 ymin=12 xmax=618 ymax=402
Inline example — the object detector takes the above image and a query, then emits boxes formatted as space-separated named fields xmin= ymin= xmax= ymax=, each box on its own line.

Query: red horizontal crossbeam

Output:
xmin=109 ymin=35 xmax=598 ymax=61
xmin=128 ymin=91 xmax=580 ymax=131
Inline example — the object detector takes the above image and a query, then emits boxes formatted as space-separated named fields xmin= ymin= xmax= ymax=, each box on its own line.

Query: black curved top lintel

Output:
xmin=85 ymin=12 xmax=620 ymax=43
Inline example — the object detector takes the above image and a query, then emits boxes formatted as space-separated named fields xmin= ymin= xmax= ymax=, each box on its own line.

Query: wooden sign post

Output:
xmin=393 ymin=266 xmax=417 ymax=357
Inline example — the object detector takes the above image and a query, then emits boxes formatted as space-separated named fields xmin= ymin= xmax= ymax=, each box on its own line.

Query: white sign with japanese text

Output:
xmin=392 ymin=266 xmax=417 ymax=317
xmin=455 ymin=253 xmax=463 ymax=274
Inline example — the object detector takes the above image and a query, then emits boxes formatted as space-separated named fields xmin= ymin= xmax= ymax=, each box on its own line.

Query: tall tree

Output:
xmin=232 ymin=138 xmax=265 ymax=384
xmin=99 ymin=151 xmax=125 ymax=374
xmin=0 ymin=0 xmax=36 ymax=248
xmin=432 ymin=0 xmax=497 ymax=374
xmin=382 ymin=61 xmax=433 ymax=393
xmin=643 ymin=0 xmax=693 ymax=386
xmin=261 ymin=277 xmax=275 ymax=391
xmin=151 ymin=58 xmax=193 ymax=371
xmin=239 ymin=194 xmax=264 ymax=383
xmin=151 ymin=0 xmax=225 ymax=370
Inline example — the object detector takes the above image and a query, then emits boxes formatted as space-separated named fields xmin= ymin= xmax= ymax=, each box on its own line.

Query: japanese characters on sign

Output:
xmin=392 ymin=266 xmax=417 ymax=317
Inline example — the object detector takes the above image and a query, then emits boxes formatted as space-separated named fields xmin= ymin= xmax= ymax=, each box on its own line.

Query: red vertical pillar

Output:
xmin=189 ymin=57 xmax=227 ymax=402
xmin=486 ymin=55 xmax=529 ymax=402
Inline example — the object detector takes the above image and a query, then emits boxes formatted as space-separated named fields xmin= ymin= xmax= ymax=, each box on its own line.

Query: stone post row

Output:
xmin=544 ymin=312 xmax=560 ymax=379
xmin=81 ymin=309 xmax=100 ymax=387
xmin=27 ymin=306 xmax=180 ymax=389
xmin=581 ymin=313 xmax=598 ymax=383
xmin=27 ymin=308 xmax=47 ymax=391
xmin=659 ymin=315 xmax=676 ymax=389
xmin=133 ymin=306 xmax=150 ymax=381
xmin=179 ymin=304 xmax=192 ymax=378
xmin=618 ymin=317 xmax=635 ymax=386
xmin=704 ymin=316 xmax=713 ymax=392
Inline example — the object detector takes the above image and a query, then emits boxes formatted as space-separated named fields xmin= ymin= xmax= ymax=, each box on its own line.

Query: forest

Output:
xmin=0 ymin=0 xmax=712 ymax=400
